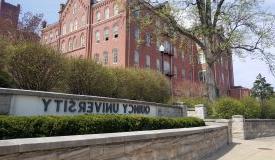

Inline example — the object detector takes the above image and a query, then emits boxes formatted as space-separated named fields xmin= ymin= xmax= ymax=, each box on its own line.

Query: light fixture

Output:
xmin=159 ymin=44 xmax=165 ymax=53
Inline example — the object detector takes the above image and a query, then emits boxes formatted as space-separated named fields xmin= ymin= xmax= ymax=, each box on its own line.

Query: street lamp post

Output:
xmin=159 ymin=45 xmax=165 ymax=74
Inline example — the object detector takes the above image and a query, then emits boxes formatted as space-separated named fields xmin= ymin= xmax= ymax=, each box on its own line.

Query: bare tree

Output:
xmin=129 ymin=0 xmax=275 ymax=100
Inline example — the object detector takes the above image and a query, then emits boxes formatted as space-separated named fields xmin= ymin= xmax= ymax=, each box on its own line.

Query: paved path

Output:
xmin=205 ymin=137 xmax=275 ymax=160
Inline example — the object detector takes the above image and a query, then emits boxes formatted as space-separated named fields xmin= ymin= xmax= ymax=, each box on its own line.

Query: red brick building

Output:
xmin=0 ymin=0 xmax=20 ymax=30
xmin=41 ymin=0 xmax=235 ymax=98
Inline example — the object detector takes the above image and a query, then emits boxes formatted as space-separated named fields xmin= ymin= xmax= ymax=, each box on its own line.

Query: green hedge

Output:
xmin=0 ymin=115 xmax=205 ymax=140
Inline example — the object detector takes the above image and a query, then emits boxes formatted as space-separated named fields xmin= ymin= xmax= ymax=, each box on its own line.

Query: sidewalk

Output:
xmin=205 ymin=137 xmax=275 ymax=160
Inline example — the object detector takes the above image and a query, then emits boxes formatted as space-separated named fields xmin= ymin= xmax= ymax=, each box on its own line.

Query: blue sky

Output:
xmin=7 ymin=0 xmax=275 ymax=89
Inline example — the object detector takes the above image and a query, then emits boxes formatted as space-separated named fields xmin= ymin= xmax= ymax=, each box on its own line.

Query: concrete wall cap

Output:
xmin=0 ymin=125 xmax=227 ymax=156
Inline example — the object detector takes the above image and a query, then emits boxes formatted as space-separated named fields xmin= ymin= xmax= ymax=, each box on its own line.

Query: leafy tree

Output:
xmin=8 ymin=43 xmax=65 ymax=91
xmin=252 ymin=74 xmax=274 ymax=118
xmin=131 ymin=0 xmax=275 ymax=100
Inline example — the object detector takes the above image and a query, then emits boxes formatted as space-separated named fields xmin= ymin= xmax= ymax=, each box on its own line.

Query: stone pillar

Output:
xmin=195 ymin=104 xmax=207 ymax=119
xmin=174 ymin=102 xmax=187 ymax=117
xmin=232 ymin=115 xmax=245 ymax=140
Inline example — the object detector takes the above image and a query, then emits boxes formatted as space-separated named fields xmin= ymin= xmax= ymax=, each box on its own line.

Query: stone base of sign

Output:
xmin=0 ymin=125 xmax=229 ymax=160
xmin=0 ymin=88 xmax=186 ymax=117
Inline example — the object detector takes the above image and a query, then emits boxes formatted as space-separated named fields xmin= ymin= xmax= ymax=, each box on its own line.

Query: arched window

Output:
xmin=74 ymin=19 xmax=78 ymax=31
xmin=104 ymin=7 xmax=110 ymax=19
xmin=114 ymin=4 xmax=119 ymax=16
xmin=81 ymin=15 xmax=86 ymax=26
xmin=145 ymin=55 xmax=150 ymax=68
xmin=103 ymin=51 xmax=109 ymax=65
xmin=104 ymin=27 xmax=110 ymax=41
xmin=112 ymin=48 xmax=118 ymax=64
xmin=134 ymin=50 xmax=140 ymax=65
xmin=62 ymin=24 xmax=66 ymax=35
xmin=95 ymin=31 xmax=100 ymax=43
xmin=61 ymin=41 xmax=66 ymax=53
xmin=113 ymin=25 xmax=119 ymax=38
xmin=134 ymin=27 xmax=140 ymax=41
xmin=68 ymin=38 xmax=73 ymax=51
xmin=73 ymin=37 xmax=77 ymax=49
xmin=70 ymin=22 xmax=74 ymax=32
xmin=80 ymin=34 xmax=85 ymax=47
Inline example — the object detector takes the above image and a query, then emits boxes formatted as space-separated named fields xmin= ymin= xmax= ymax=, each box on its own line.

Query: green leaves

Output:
xmin=0 ymin=115 xmax=205 ymax=140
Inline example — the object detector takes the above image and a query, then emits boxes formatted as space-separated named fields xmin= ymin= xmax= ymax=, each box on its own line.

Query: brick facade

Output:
xmin=0 ymin=0 xmax=20 ymax=30
xmin=42 ymin=0 xmax=235 ymax=97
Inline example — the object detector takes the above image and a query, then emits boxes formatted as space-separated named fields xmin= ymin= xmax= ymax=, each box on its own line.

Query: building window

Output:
xmin=156 ymin=59 xmax=161 ymax=71
xmin=145 ymin=55 xmax=150 ymax=68
xmin=94 ymin=53 xmax=100 ymax=63
xmin=134 ymin=27 xmax=140 ymax=41
xmin=134 ymin=50 xmax=140 ymax=65
xmin=113 ymin=48 xmax=118 ymax=64
xmin=80 ymin=34 xmax=85 ymax=47
xmin=73 ymin=3 xmax=77 ymax=15
xmin=164 ymin=61 xmax=170 ymax=74
xmin=81 ymin=15 xmax=86 ymax=27
xmin=114 ymin=4 xmax=119 ymax=16
xmin=174 ymin=66 xmax=178 ymax=78
xmin=73 ymin=37 xmax=77 ymax=49
xmin=103 ymin=51 xmax=108 ymax=65
xmin=68 ymin=38 xmax=73 ymax=51
xmin=95 ymin=31 xmax=100 ymax=43
xmin=199 ymin=52 xmax=206 ymax=64
xmin=104 ymin=27 xmax=109 ymax=41
xmin=96 ymin=11 xmax=101 ymax=22
xmin=74 ymin=19 xmax=78 ymax=31
xmin=145 ymin=33 xmax=151 ymax=46
xmin=62 ymin=25 xmax=66 ymax=35
xmin=70 ymin=22 xmax=74 ymax=32
xmin=133 ymin=6 xmax=140 ymax=18
xmin=49 ymin=32 xmax=53 ymax=41
xmin=199 ymin=70 xmax=207 ymax=82
xmin=182 ymin=69 xmax=186 ymax=79
xmin=55 ymin=30 xmax=59 ymax=38
xmin=113 ymin=25 xmax=119 ymax=38
xmin=104 ymin=7 xmax=110 ymax=19
xmin=61 ymin=41 xmax=66 ymax=53
xmin=164 ymin=41 xmax=171 ymax=53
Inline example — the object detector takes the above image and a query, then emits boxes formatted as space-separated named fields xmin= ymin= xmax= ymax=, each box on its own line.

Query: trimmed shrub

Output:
xmin=212 ymin=97 xmax=245 ymax=119
xmin=240 ymin=97 xmax=261 ymax=118
xmin=66 ymin=59 xmax=116 ymax=97
xmin=8 ymin=43 xmax=65 ymax=91
xmin=0 ymin=115 xmax=205 ymax=140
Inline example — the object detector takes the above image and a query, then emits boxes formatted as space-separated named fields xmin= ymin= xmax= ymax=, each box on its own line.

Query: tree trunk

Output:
xmin=205 ymin=64 xmax=218 ymax=101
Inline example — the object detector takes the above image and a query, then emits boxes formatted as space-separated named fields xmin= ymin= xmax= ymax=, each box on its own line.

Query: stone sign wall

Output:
xmin=0 ymin=125 xmax=229 ymax=160
xmin=0 ymin=88 xmax=186 ymax=117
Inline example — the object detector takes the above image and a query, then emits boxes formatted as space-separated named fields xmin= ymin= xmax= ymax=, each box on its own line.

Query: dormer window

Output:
xmin=96 ymin=11 xmax=101 ymax=22
xmin=114 ymin=4 xmax=119 ymax=16
xmin=104 ymin=7 xmax=110 ymax=19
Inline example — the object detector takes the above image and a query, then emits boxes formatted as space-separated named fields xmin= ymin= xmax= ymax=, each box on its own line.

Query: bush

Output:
xmin=66 ymin=59 xmax=116 ymax=97
xmin=0 ymin=70 xmax=14 ymax=88
xmin=112 ymin=68 xmax=170 ymax=103
xmin=265 ymin=97 xmax=275 ymax=119
xmin=8 ymin=43 xmax=65 ymax=91
xmin=240 ymin=97 xmax=261 ymax=118
xmin=212 ymin=97 xmax=245 ymax=119
xmin=0 ymin=115 xmax=205 ymax=140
